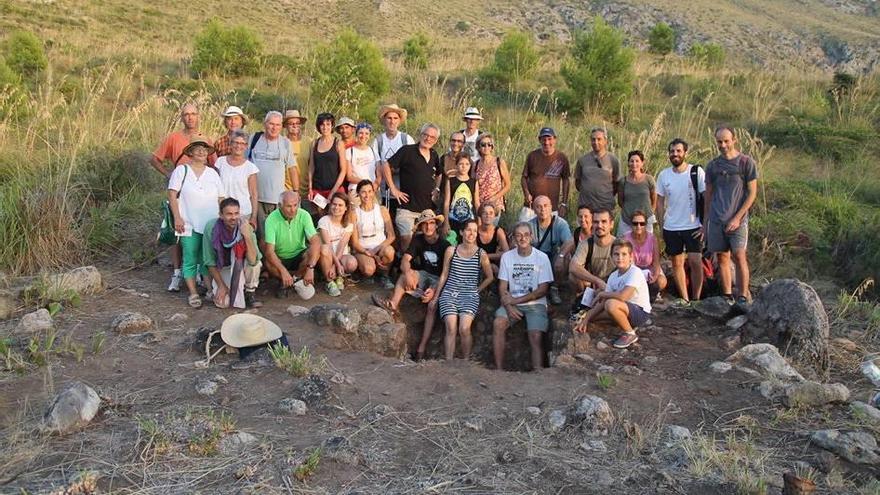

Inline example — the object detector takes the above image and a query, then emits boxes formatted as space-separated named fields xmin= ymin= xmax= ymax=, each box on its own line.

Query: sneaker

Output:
xmin=335 ymin=276 xmax=346 ymax=290
xmin=244 ymin=291 xmax=263 ymax=308
xmin=549 ymin=286 xmax=562 ymax=305
xmin=613 ymin=332 xmax=639 ymax=349
xmin=167 ymin=272 xmax=182 ymax=292
xmin=378 ymin=275 xmax=395 ymax=290
xmin=326 ymin=280 xmax=341 ymax=297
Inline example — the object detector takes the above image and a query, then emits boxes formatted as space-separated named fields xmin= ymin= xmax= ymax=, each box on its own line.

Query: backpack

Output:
xmin=580 ymin=236 xmax=596 ymax=270
xmin=376 ymin=132 xmax=410 ymax=161
xmin=247 ymin=131 xmax=264 ymax=160
xmin=690 ymin=164 xmax=704 ymax=224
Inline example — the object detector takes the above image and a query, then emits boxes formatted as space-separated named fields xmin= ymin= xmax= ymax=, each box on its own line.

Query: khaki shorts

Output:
xmin=395 ymin=208 xmax=421 ymax=236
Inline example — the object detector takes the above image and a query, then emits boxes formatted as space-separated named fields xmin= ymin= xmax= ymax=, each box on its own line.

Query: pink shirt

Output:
xmin=624 ymin=232 xmax=656 ymax=270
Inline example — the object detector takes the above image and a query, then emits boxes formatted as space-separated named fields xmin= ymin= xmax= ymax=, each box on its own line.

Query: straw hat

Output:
xmin=463 ymin=107 xmax=483 ymax=121
xmin=335 ymin=116 xmax=355 ymax=130
xmin=220 ymin=314 xmax=282 ymax=348
xmin=182 ymin=133 xmax=216 ymax=156
xmin=413 ymin=209 xmax=444 ymax=232
xmin=378 ymin=103 xmax=408 ymax=123
xmin=222 ymin=105 xmax=248 ymax=125
xmin=283 ymin=109 xmax=307 ymax=125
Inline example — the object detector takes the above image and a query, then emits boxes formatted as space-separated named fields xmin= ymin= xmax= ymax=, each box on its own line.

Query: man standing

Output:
xmin=372 ymin=104 xmax=415 ymax=213
xmin=705 ymin=126 xmax=758 ymax=305
xmin=283 ymin=110 xmax=310 ymax=197
xmin=151 ymin=103 xmax=204 ymax=292
xmin=522 ymin=127 xmax=571 ymax=218
xmin=569 ymin=209 xmax=617 ymax=293
xmin=574 ymin=127 xmax=620 ymax=213
xmin=336 ymin=116 xmax=357 ymax=149
xmin=528 ymin=195 xmax=574 ymax=305
xmin=460 ymin=107 xmax=484 ymax=163
xmin=656 ymin=138 xmax=706 ymax=304
xmin=202 ymin=198 xmax=262 ymax=309
xmin=249 ymin=111 xmax=297 ymax=236
xmin=493 ymin=222 xmax=554 ymax=371
xmin=213 ymin=106 xmax=248 ymax=158
xmin=263 ymin=191 xmax=321 ymax=299
xmin=384 ymin=123 xmax=443 ymax=253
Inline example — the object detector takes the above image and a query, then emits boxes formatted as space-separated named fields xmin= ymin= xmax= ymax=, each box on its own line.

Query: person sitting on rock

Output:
xmin=573 ymin=239 xmax=652 ymax=349
xmin=528 ymin=195 xmax=574 ymax=305
xmin=202 ymin=198 xmax=263 ymax=309
xmin=568 ymin=208 xmax=617 ymax=295
xmin=372 ymin=210 xmax=450 ymax=361
xmin=263 ymin=190 xmax=321 ymax=300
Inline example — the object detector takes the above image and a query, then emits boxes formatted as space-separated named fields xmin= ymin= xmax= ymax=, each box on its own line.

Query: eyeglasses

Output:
xmin=232 ymin=141 xmax=248 ymax=146
xmin=631 ymin=221 xmax=646 ymax=226
xmin=478 ymin=142 xmax=494 ymax=148
xmin=422 ymin=133 xmax=439 ymax=140
xmin=449 ymin=139 xmax=464 ymax=143
xmin=513 ymin=233 xmax=531 ymax=239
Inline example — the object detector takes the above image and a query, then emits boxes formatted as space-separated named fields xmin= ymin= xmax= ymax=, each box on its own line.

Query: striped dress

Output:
xmin=438 ymin=246 xmax=483 ymax=318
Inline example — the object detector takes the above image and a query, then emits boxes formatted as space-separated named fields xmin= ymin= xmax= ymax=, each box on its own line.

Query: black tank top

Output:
xmin=313 ymin=138 xmax=340 ymax=190
xmin=477 ymin=227 xmax=499 ymax=254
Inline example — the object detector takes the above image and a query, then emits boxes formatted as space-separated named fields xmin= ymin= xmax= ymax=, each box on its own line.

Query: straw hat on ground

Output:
xmin=220 ymin=314 xmax=282 ymax=348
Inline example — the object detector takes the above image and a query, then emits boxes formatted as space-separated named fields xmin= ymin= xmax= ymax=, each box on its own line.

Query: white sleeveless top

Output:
xmin=355 ymin=204 xmax=386 ymax=249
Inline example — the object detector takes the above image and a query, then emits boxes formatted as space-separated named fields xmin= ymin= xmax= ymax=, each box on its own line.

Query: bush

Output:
xmin=559 ymin=17 xmax=635 ymax=114
xmin=481 ymin=30 xmax=539 ymax=88
xmin=688 ymin=42 xmax=725 ymax=67
xmin=648 ymin=22 xmax=676 ymax=55
xmin=0 ymin=56 xmax=18 ymax=87
xmin=191 ymin=19 xmax=263 ymax=77
xmin=311 ymin=29 xmax=390 ymax=114
xmin=403 ymin=33 xmax=430 ymax=70
xmin=4 ymin=30 xmax=48 ymax=80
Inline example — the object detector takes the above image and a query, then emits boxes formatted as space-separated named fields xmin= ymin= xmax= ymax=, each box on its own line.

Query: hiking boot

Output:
xmin=326 ymin=280 xmax=341 ymax=297
xmin=167 ymin=272 xmax=182 ymax=292
xmin=378 ymin=275 xmax=395 ymax=290
xmin=549 ymin=286 xmax=562 ymax=305
xmin=245 ymin=291 xmax=263 ymax=308
xmin=613 ymin=332 xmax=639 ymax=349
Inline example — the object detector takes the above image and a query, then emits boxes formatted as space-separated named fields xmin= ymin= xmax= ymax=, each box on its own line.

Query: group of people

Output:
xmin=150 ymin=102 xmax=757 ymax=370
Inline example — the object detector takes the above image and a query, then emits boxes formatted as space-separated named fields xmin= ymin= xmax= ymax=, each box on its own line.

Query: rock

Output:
xmin=42 ymin=381 xmax=100 ymax=433
xmin=287 ymin=305 xmax=310 ymax=317
xmin=279 ymin=398 xmax=308 ymax=415
xmin=16 ymin=308 xmax=52 ymax=334
xmin=709 ymin=361 xmax=733 ymax=373
xmin=463 ymin=416 xmax=484 ymax=432
xmin=725 ymin=343 xmax=805 ymax=383
xmin=310 ymin=304 xmax=361 ymax=334
xmin=851 ymin=401 xmax=880 ymax=427
xmin=622 ymin=365 xmax=642 ymax=376
xmin=596 ymin=341 xmax=609 ymax=351
xmin=322 ymin=435 xmax=361 ymax=465
xmin=219 ymin=431 xmax=257 ymax=453
xmin=575 ymin=354 xmax=594 ymax=363
xmin=579 ymin=439 xmax=608 ymax=452
xmin=359 ymin=322 xmax=408 ymax=359
xmin=291 ymin=375 xmax=330 ymax=406
xmin=571 ymin=395 xmax=614 ymax=434
xmin=759 ymin=380 xmax=785 ymax=400
xmin=526 ymin=406 xmax=541 ymax=416
xmin=548 ymin=409 xmax=567 ymax=431
xmin=597 ymin=365 xmax=615 ymax=374
xmin=44 ymin=266 xmax=103 ymax=296
xmin=719 ymin=333 xmax=742 ymax=352
xmin=549 ymin=318 xmax=591 ymax=366
xmin=832 ymin=338 xmax=857 ymax=352
xmin=363 ymin=306 xmax=394 ymax=326
xmin=741 ymin=279 xmax=830 ymax=381
xmin=663 ymin=425 xmax=692 ymax=447
xmin=196 ymin=380 xmax=218 ymax=396
xmin=110 ymin=312 xmax=153 ymax=334
xmin=166 ymin=313 xmax=188 ymax=323
xmin=0 ymin=289 xmax=15 ymax=320
xmin=810 ymin=429 xmax=880 ymax=465
xmin=726 ymin=315 xmax=748 ymax=330
xmin=783 ymin=382 xmax=850 ymax=408
xmin=693 ymin=296 xmax=734 ymax=320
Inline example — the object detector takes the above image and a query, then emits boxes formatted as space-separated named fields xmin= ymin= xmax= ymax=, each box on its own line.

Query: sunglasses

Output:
xmin=479 ymin=142 xmax=494 ymax=148
xmin=632 ymin=221 xmax=646 ymax=226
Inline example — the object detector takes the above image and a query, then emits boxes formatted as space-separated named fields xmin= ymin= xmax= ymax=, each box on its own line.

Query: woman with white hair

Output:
xmin=215 ymin=129 xmax=259 ymax=228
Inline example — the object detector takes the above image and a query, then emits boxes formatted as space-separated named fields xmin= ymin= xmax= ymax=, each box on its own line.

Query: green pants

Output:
xmin=180 ymin=232 xmax=208 ymax=279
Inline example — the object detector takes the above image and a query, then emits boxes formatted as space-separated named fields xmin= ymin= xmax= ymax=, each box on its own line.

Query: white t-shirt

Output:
xmin=168 ymin=165 xmax=224 ymax=235
xmin=463 ymin=129 xmax=481 ymax=163
xmin=605 ymin=264 xmax=651 ymax=314
xmin=498 ymin=248 xmax=554 ymax=306
xmin=371 ymin=132 xmax=415 ymax=189
xmin=215 ymin=156 xmax=259 ymax=217
xmin=656 ymin=164 xmax=706 ymax=231
xmin=347 ymin=146 xmax=378 ymax=192
xmin=317 ymin=215 xmax=353 ymax=255
xmin=355 ymin=205 xmax=387 ymax=250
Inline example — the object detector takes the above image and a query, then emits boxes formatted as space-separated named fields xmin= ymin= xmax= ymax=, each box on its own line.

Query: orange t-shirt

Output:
xmin=152 ymin=130 xmax=216 ymax=168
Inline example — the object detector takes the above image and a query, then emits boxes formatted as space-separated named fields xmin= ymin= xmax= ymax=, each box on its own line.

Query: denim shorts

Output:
xmin=494 ymin=303 xmax=549 ymax=332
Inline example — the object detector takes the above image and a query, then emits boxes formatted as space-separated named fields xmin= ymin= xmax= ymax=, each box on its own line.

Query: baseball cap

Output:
xmin=538 ymin=127 xmax=556 ymax=138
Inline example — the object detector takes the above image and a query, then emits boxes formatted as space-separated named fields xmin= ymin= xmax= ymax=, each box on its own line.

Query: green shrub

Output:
xmin=688 ymin=42 xmax=725 ymax=67
xmin=4 ymin=30 xmax=48 ymax=80
xmin=0 ymin=56 xmax=18 ymax=87
xmin=559 ymin=17 xmax=635 ymax=114
xmin=648 ymin=22 xmax=676 ymax=55
xmin=481 ymin=30 xmax=539 ymax=89
xmin=311 ymin=29 xmax=389 ymax=114
xmin=403 ymin=33 xmax=430 ymax=70
xmin=191 ymin=18 xmax=263 ymax=77
xmin=455 ymin=21 xmax=470 ymax=32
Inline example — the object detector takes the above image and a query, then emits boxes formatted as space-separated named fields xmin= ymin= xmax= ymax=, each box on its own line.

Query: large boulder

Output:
xmin=810 ymin=429 xmax=880 ymax=465
xmin=783 ymin=382 xmax=850 ymax=408
xmin=570 ymin=395 xmax=614 ymax=435
xmin=310 ymin=304 xmax=361 ymax=334
xmin=321 ymin=309 xmax=408 ymax=360
xmin=549 ymin=318 xmax=591 ymax=366
xmin=741 ymin=279 xmax=829 ymax=381
xmin=44 ymin=266 xmax=103 ymax=296
xmin=43 ymin=381 xmax=101 ymax=433
xmin=725 ymin=343 xmax=805 ymax=383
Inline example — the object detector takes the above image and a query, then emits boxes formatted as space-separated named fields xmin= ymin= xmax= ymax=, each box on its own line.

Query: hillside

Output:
xmin=1 ymin=0 xmax=879 ymax=71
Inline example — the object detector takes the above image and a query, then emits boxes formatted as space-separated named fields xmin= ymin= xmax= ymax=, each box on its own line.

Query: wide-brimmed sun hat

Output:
xmin=220 ymin=314 xmax=282 ymax=348
xmin=182 ymin=133 xmax=216 ymax=156
xmin=378 ymin=103 xmax=408 ymax=123
xmin=413 ymin=209 xmax=444 ymax=233
xmin=283 ymin=109 xmax=307 ymax=125
xmin=335 ymin=116 xmax=355 ymax=130
xmin=221 ymin=105 xmax=248 ymax=125
xmin=463 ymin=107 xmax=483 ymax=121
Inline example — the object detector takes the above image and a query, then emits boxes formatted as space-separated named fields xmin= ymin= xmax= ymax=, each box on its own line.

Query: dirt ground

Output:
xmin=0 ymin=262 xmax=877 ymax=494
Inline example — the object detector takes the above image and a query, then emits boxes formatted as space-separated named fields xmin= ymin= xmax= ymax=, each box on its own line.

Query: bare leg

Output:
xmin=687 ymin=252 xmax=704 ymax=300
xmin=606 ymin=299 xmax=633 ymax=333
xmin=171 ymin=244 xmax=182 ymax=269
xmin=398 ymin=234 xmax=413 ymax=255
xmin=417 ymin=299 xmax=438 ymax=358
xmin=185 ymin=277 xmax=198 ymax=297
xmin=527 ymin=331 xmax=543 ymax=371
xmin=443 ymin=314 xmax=458 ymax=360
xmin=319 ymin=245 xmax=334 ymax=280
xmin=459 ymin=314 xmax=474 ymax=359
xmin=716 ymin=251 xmax=733 ymax=296
xmin=388 ymin=275 xmax=407 ymax=308
xmin=732 ymin=249 xmax=750 ymax=300
xmin=671 ymin=253 xmax=688 ymax=300
xmin=355 ymin=254 xmax=376 ymax=277
xmin=493 ymin=317 xmax=509 ymax=370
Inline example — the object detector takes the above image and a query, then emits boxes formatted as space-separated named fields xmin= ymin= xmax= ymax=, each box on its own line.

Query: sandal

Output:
xmin=188 ymin=294 xmax=202 ymax=309
xmin=371 ymin=294 xmax=398 ymax=316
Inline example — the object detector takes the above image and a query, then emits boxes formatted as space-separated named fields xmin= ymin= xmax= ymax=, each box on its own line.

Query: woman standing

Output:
xmin=168 ymin=134 xmax=225 ymax=308
xmin=623 ymin=210 xmax=667 ymax=299
xmin=215 ymin=129 xmax=259 ymax=228
xmin=617 ymin=150 xmax=657 ymax=236
xmin=433 ymin=219 xmax=494 ymax=360
xmin=345 ymin=122 xmax=381 ymax=196
xmin=309 ymin=112 xmax=348 ymax=205
xmin=318 ymin=192 xmax=359 ymax=297
xmin=476 ymin=203 xmax=509 ymax=273
xmin=473 ymin=133 xmax=511 ymax=223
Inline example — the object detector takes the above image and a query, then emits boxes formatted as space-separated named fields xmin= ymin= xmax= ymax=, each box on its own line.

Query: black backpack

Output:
xmin=690 ymin=164 xmax=704 ymax=224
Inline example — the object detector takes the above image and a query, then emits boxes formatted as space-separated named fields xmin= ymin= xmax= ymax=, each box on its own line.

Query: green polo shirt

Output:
xmin=201 ymin=219 xmax=262 ymax=267
xmin=263 ymin=208 xmax=316 ymax=259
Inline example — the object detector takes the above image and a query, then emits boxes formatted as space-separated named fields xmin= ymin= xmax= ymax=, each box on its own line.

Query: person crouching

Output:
xmin=203 ymin=198 xmax=263 ymax=309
